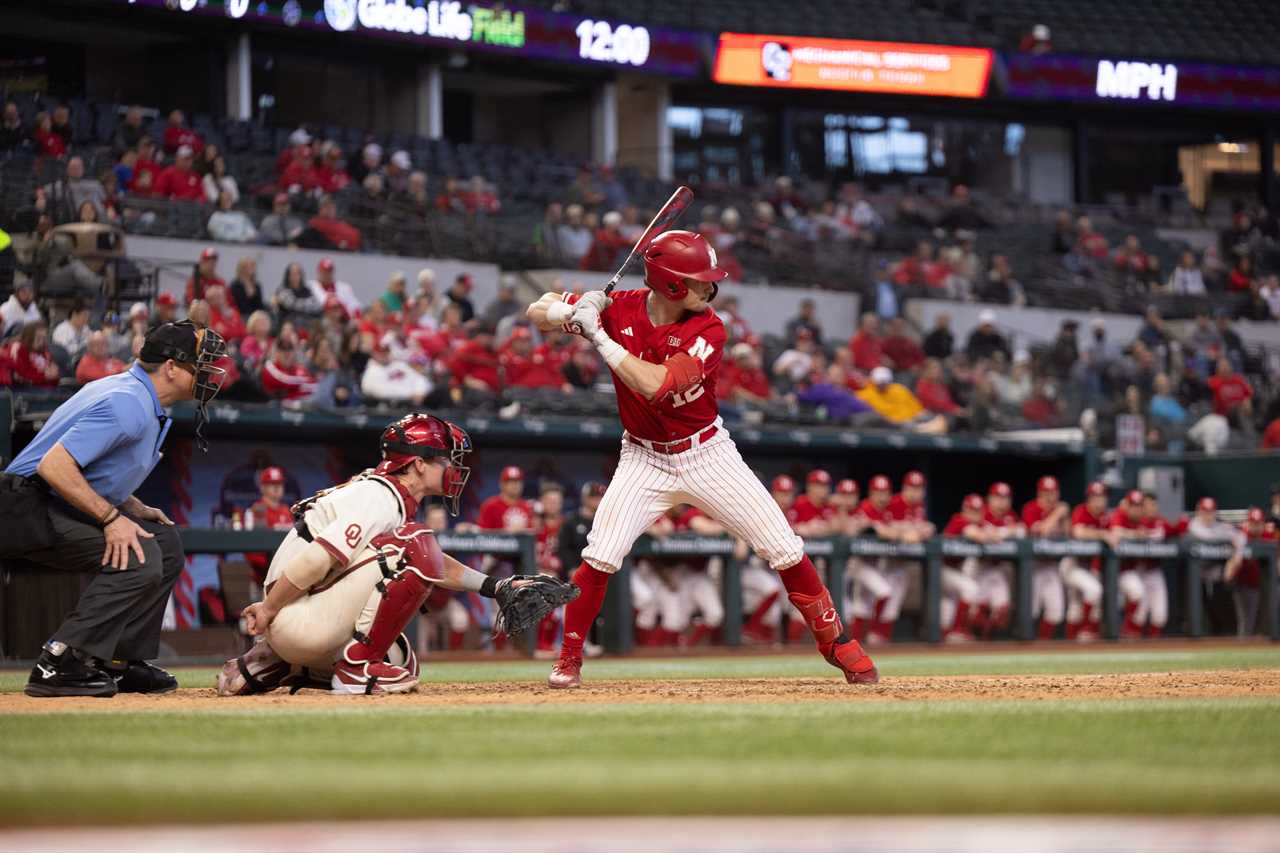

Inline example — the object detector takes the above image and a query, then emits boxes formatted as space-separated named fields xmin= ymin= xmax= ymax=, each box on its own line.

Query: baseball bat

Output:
xmin=603 ymin=185 xmax=694 ymax=295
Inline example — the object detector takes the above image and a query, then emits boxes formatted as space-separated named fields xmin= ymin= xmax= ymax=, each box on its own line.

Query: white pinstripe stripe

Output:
xmin=582 ymin=440 xmax=678 ymax=573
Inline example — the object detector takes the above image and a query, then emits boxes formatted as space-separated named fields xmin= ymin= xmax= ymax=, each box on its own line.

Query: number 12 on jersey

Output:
xmin=670 ymin=336 xmax=713 ymax=408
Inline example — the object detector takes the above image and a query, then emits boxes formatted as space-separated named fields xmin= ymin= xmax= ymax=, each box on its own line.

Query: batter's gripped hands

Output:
xmin=578 ymin=290 xmax=612 ymax=314
xmin=568 ymin=302 xmax=604 ymax=339
xmin=241 ymin=601 xmax=276 ymax=636
xmin=101 ymin=515 xmax=155 ymax=571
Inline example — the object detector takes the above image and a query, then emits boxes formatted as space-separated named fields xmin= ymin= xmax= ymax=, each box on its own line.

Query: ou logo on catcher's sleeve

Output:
xmin=345 ymin=524 xmax=363 ymax=548
xmin=671 ymin=336 xmax=715 ymax=408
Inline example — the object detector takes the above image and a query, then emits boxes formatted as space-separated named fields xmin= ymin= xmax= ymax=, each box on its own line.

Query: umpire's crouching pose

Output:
xmin=1 ymin=321 xmax=225 ymax=698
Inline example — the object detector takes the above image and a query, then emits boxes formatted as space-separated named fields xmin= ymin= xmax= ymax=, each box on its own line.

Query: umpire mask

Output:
xmin=140 ymin=320 xmax=227 ymax=452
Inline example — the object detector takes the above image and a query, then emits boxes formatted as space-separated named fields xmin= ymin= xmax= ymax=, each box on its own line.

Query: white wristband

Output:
xmin=592 ymin=329 xmax=628 ymax=369
xmin=546 ymin=300 xmax=574 ymax=324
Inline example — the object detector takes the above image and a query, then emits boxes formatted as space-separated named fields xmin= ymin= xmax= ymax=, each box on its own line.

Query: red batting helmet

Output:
xmin=869 ymin=475 xmax=891 ymax=493
xmin=807 ymin=469 xmax=832 ymax=486
xmin=500 ymin=466 xmax=523 ymax=483
xmin=903 ymin=470 xmax=926 ymax=489
xmin=642 ymin=230 xmax=728 ymax=301
xmin=836 ymin=478 xmax=859 ymax=496
xmin=1037 ymin=476 xmax=1059 ymax=493
xmin=771 ymin=474 xmax=796 ymax=493
xmin=370 ymin=523 xmax=444 ymax=584
xmin=376 ymin=413 xmax=473 ymax=515
xmin=258 ymin=466 xmax=285 ymax=487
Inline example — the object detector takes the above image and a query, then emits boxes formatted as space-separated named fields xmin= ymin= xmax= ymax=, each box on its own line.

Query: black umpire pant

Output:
xmin=20 ymin=502 xmax=185 ymax=662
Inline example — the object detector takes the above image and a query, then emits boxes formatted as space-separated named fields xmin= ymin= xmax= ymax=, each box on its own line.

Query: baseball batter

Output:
xmin=216 ymin=413 xmax=572 ymax=695
xmin=526 ymin=229 xmax=878 ymax=687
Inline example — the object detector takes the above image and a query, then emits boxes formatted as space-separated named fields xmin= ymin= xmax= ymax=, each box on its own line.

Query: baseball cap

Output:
xmin=989 ymin=482 xmax=1012 ymax=498
xmin=128 ymin=302 xmax=150 ymax=319
xmin=903 ymin=470 xmax=925 ymax=488
xmin=870 ymin=366 xmax=893 ymax=385
xmin=289 ymin=128 xmax=311 ymax=146
xmin=500 ymin=466 xmax=523 ymax=482
xmin=963 ymin=493 xmax=985 ymax=511
xmin=1126 ymin=489 xmax=1144 ymax=506
xmin=807 ymin=469 xmax=832 ymax=485
xmin=1086 ymin=482 xmax=1106 ymax=497
xmin=978 ymin=309 xmax=997 ymax=325
xmin=869 ymin=475 xmax=891 ymax=492
xmin=1247 ymin=507 xmax=1264 ymax=523
xmin=390 ymin=150 xmax=411 ymax=169
xmin=1197 ymin=496 xmax=1217 ymax=512
xmin=1038 ymin=476 xmax=1059 ymax=492
xmin=176 ymin=144 xmax=193 ymax=159
xmin=140 ymin=321 xmax=202 ymax=365
xmin=363 ymin=142 xmax=383 ymax=160
xmin=258 ymin=466 xmax=285 ymax=486
xmin=199 ymin=247 xmax=218 ymax=261
xmin=455 ymin=273 xmax=474 ymax=290
xmin=273 ymin=192 xmax=289 ymax=206
xmin=156 ymin=292 xmax=177 ymax=307
xmin=771 ymin=474 xmax=796 ymax=493
xmin=581 ymin=482 xmax=606 ymax=499
xmin=836 ymin=479 xmax=859 ymax=496
xmin=318 ymin=258 xmax=335 ymax=273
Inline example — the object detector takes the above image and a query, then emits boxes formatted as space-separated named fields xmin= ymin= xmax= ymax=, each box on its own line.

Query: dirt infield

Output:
xmin=2 ymin=668 xmax=1277 ymax=712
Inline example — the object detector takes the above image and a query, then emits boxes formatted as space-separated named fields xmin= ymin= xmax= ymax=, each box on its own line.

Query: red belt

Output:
xmin=627 ymin=425 xmax=718 ymax=455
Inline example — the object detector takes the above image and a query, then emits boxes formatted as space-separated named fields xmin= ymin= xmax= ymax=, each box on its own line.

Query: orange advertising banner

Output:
xmin=713 ymin=32 xmax=992 ymax=98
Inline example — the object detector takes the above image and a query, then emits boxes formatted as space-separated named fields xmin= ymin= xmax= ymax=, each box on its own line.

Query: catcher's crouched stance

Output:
xmin=217 ymin=413 xmax=577 ymax=696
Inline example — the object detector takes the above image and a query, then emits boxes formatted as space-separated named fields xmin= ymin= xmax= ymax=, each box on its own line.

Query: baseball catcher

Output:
xmin=216 ymin=413 xmax=577 ymax=695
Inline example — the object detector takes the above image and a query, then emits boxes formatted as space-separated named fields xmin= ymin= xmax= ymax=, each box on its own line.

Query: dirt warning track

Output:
xmin=1 ymin=668 xmax=1277 ymax=712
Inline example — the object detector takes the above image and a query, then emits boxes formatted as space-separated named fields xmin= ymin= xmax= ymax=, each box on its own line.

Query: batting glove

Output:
xmin=578 ymin=290 xmax=613 ymax=314
xmin=569 ymin=302 xmax=603 ymax=338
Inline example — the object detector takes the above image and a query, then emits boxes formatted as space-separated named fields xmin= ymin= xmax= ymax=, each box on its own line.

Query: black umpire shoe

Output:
xmin=106 ymin=660 xmax=179 ymax=695
xmin=25 ymin=648 xmax=118 ymax=698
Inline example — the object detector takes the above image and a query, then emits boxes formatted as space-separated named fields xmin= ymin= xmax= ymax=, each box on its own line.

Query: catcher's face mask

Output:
xmin=140 ymin=321 xmax=227 ymax=452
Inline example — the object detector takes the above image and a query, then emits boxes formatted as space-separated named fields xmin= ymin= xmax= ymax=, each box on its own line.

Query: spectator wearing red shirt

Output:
xmin=1261 ymin=417 xmax=1280 ymax=450
xmin=74 ymin=331 xmax=126 ymax=384
xmin=849 ymin=312 xmax=885 ymax=372
xmin=914 ymin=358 xmax=960 ymax=416
xmin=259 ymin=338 xmax=316 ymax=401
xmin=1227 ymin=256 xmax=1255 ymax=293
xmin=155 ymin=145 xmax=204 ymax=201
xmin=308 ymin=195 xmax=362 ymax=252
xmin=279 ymin=143 xmax=319 ymax=193
xmin=1112 ymin=235 xmax=1150 ymax=275
xmin=501 ymin=327 xmax=567 ymax=391
xmin=891 ymin=240 xmax=949 ymax=289
xmin=162 ymin=109 xmax=203 ymax=155
xmin=718 ymin=342 xmax=771 ymax=405
xmin=477 ymin=466 xmax=535 ymax=532
xmin=580 ymin=211 xmax=629 ymax=272
xmin=314 ymin=142 xmax=351 ymax=194
xmin=204 ymin=285 xmax=246 ymax=344
xmin=881 ymin=317 xmax=925 ymax=372
xmin=4 ymin=322 xmax=59 ymax=387
xmin=1207 ymin=357 xmax=1254 ymax=419
xmin=184 ymin=247 xmax=225 ymax=305
xmin=449 ymin=322 xmax=501 ymax=393
xmin=32 ymin=112 xmax=66 ymax=160
xmin=460 ymin=175 xmax=500 ymax=215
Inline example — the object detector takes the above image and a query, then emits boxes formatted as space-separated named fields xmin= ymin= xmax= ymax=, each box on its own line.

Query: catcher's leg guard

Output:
xmin=333 ymin=568 xmax=430 ymax=695
xmin=788 ymin=589 xmax=879 ymax=685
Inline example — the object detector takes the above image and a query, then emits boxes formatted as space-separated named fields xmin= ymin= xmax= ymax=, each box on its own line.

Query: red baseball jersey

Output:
xmin=984 ymin=508 xmax=1020 ymax=529
xmin=857 ymin=498 xmax=890 ymax=527
xmin=536 ymin=517 xmax=563 ymax=574
xmin=1071 ymin=504 xmax=1106 ymax=530
xmin=566 ymin=288 xmax=726 ymax=441
xmin=673 ymin=505 xmax=708 ymax=531
xmin=793 ymin=495 xmax=838 ymax=524
xmin=887 ymin=494 xmax=926 ymax=523
xmin=477 ymin=496 xmax=535 ymax=531
xmin=501 ymin=344 xmax=565 ymax=389
xmin=1109 ymin=508 xmax=1146 ymax=570
xmin=1022 ymin=499 xmax=1068 ymax=536
xmin=250 ymin=500 xmax=294 ymax=530
xmin=942 ymin=512 xmax=982 ymax=567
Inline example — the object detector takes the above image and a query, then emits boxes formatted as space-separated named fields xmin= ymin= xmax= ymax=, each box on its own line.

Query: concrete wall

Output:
xmin=523 ymin=269 xmax=861 ymax=339
xmin=125 ymin=236 xmax=502 ymax=310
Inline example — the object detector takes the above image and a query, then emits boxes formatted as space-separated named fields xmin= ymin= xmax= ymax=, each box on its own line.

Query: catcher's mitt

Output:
xmin=492 ymin=575 xmax=580 ymax=637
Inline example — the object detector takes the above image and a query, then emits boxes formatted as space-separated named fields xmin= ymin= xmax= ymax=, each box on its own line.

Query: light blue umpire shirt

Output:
xmin=6 ymin=363 xmax=171 ymax=507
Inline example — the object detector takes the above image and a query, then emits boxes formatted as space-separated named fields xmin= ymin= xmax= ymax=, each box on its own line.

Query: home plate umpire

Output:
xmin=0 ymin=320 xmax=225 ymax=698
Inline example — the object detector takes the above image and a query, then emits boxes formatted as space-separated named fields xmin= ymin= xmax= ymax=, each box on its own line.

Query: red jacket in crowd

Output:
xmin=1208 ymin=372 xmax=1253 ymax=416
xmin=3 ymin=340 xmax=59 ymax=387
xmin=500 ymin=344 xmax=566 ymax=390
xmin=155 ymin=165 xmax=204 ymax=201
xmin=260 ymin=357 xmax=316 ymax=400
xmin=308 ymin=214 xmax=362 ymax=252
xmin=449 ymin=340 xmax=501 ymax=390
xmin=849 ymin=330 xmax=884 ymax=372
xmin=208 ymin=305 xmax=246 ymax=344
xmin=163 ymin=125 xmax=204 ymax=155
xmin=75 ymin=353 xmax=126 ymax=385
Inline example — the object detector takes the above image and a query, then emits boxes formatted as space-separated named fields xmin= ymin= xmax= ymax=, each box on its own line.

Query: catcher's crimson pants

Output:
xmin=16 ymin=502 xmax=184 ymax=661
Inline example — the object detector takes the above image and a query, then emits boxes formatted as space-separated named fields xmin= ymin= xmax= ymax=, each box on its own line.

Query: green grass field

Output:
xmin=1 ymin=647 xmax=1278 ymax=825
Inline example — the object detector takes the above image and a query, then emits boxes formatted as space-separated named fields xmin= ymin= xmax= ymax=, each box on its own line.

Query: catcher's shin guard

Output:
xmin=787 ymin=589 xmax=879 ymax=684
xmin=333 ymin=568 xmax=430 ymax=695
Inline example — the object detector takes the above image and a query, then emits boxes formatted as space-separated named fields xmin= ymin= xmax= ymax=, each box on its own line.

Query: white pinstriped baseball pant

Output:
xmin=582 ymin=427 xmax=805 ymax=574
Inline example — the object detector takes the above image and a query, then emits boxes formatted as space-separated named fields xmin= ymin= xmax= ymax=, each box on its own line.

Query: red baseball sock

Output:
xmin=778 ymin=555 xmax=826 ymax=598
xmin=561 ymin=562 xmax=610 ymax=657
xmin=1037 ymin=619 xmax=1057 ymax=640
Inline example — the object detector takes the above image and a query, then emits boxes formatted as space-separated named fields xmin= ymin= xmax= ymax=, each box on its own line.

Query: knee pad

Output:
xmin=347 ymin=562 xmax=431 ymax=666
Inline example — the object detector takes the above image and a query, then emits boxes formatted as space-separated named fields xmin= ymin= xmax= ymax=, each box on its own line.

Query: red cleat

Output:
xmin=548 ymin=653 xmax=583 ymax=689
xmin=826 ymin=638 xmax=879 ymax=684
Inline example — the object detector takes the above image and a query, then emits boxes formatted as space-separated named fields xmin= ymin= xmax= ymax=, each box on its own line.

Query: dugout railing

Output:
xmin=9 ymin=530 xmax=1266 ymax=659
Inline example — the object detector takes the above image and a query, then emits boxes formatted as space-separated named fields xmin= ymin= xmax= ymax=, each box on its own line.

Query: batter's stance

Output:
xmin=527 ymin=230 xmax=879 ymax=687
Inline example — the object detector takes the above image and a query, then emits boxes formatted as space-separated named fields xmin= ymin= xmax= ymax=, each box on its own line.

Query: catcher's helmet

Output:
xmin=642 ymin=230 xmax=728 ymax=301
xmin=376 ymin=413 xmax=472 ymax=515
